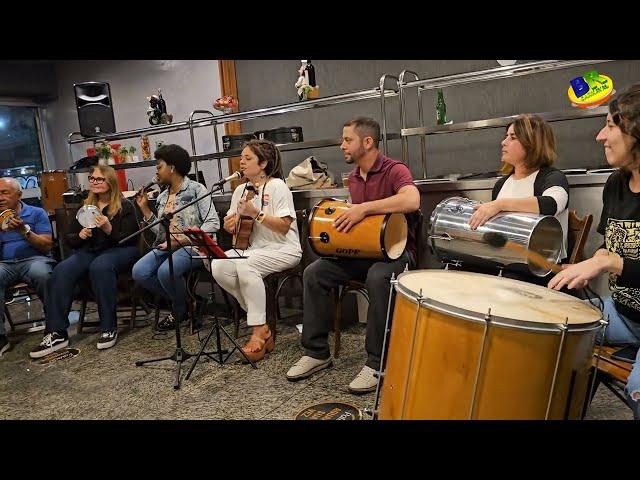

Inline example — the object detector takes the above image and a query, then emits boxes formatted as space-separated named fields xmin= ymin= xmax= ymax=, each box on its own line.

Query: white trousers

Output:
xmin=209 ymin=248 xmax=301 ymax=326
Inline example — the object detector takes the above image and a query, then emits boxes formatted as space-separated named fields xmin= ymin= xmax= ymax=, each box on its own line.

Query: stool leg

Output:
xmin=78 ymin=297 xmax=87 ymax=334
xmin=153 ymin=295 xmax=161 ymax=331
xmin=4 ymin=306 xmax=15 ymax=332
xmin=333 ymin=286 xmax=341 ymax=359
xmin=582 ymin=369 xmax=601 ymax=419
xmin=129 ymin=283 xmax=137 ymax=331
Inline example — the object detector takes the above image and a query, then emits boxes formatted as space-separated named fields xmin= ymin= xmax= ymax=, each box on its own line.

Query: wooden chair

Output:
xmin=583 ymin=346 xmax=633 ymax=418
xmin=3 ymin=212 xmax=59 ymax=332
xmin=567 ymin=210 xmax=593 ymax=265
xmin=4 ymin=283 xmax=45 ymax=332
xmin=222 ymin=209 xmax=308 ymax=341
xmin=53 ymin=206 xmax=151 ymax=333
xmin=332 ymin=210 xmax=424 ymax=358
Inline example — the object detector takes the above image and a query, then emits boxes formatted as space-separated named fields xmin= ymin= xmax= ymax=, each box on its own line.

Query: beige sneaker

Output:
xmin=286 ymin=355 xmax=332 ymax=381
xmin=348 ymin=365 xmax=378 ymax=394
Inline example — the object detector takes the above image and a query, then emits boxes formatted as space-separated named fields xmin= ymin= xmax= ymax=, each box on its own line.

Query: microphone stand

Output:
xmin=119 ymin=176 xmax=246 ymax=389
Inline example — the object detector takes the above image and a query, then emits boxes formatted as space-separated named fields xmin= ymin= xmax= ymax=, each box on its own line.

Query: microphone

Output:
xmin=213 ymin=171 xmax=243 ymax=188
xmin=135 ymin=176 xmax=158 ymax=197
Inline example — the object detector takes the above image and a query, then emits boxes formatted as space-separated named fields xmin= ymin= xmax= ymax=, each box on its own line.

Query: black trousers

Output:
xmin=301 ymin=251 xmax=412 ymax=370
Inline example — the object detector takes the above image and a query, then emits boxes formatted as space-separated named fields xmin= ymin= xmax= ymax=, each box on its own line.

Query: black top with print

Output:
xmin=598 ymin=170 xmax=640 ymax=322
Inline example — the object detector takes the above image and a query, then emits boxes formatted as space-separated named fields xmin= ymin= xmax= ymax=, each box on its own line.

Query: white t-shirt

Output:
xmin=496 ymin=170 xmax=569 ymax=258
xmin=228 ymin=178 xmax=302 ymax=257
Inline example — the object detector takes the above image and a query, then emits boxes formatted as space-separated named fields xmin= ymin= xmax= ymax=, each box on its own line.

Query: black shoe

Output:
xmin=157 ymin=313 xmax=188 ymax=331
xmin=29 ymin=332 xmax=69 ymax=359
xmin=97 ymin=330 xmax=118 ymax=350
xmin=0 ymin=335 xmax=10 ymax=357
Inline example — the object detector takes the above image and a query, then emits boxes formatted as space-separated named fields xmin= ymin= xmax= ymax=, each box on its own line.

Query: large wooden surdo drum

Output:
xmin=378 ymin=269 xmax=603 ymax=420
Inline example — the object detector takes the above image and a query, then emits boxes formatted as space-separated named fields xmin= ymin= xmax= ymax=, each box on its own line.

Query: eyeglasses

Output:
xmin=88 ymin=176 xmax=106 ymax=184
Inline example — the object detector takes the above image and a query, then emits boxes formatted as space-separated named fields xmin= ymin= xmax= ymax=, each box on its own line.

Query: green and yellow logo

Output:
xmin=568 ymin=70 xmax=615 ymax=109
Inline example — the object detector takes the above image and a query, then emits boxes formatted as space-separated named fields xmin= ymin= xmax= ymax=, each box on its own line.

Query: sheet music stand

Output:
xmin=182 ymin=228 xmax=257 ymax=379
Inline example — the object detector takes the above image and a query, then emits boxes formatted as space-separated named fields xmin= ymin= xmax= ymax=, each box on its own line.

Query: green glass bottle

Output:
xmin=436 ymin=89 xmax=447 ymax=125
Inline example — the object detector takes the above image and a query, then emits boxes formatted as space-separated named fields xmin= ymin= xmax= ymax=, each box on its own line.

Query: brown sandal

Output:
xmin=240 ymin=332 xmax=275 ymax=362
xmin=239 ymin=329 xmax=275 ymax=363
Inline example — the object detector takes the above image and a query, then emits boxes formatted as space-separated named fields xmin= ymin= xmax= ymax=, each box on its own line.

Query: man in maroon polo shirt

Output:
xmin=286 ymin=117 xmax=420 ymax=393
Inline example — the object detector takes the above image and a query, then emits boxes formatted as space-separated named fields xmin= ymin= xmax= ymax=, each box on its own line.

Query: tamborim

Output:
xmin=76 ymin=205 xmax=101 ymax=228
xmin=0 ymin=209 xmax=15 ymax=231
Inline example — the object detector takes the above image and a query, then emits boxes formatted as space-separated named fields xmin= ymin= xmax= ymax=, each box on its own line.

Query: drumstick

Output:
xmin=483 ymin=232 xmax=563 ymax=274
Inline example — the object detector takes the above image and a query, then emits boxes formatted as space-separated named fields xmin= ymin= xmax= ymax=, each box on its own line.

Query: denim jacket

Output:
xmin=145 ymin=177 xmax=220 ymax=242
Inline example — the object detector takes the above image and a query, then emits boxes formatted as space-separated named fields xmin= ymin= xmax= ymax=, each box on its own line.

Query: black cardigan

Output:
xmin=492 ymin=166 xmax=569 ymax=216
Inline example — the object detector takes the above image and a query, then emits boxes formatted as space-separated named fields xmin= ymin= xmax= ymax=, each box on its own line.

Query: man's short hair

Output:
xmin=343 ymin=117 xmax=381 ymax=148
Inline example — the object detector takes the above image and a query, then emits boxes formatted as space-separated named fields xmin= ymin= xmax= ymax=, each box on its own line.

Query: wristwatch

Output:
xmin=22 ymin=224 xmax=32 ymax=237
xmin=255 ymin=211 xmax=266 ymax=224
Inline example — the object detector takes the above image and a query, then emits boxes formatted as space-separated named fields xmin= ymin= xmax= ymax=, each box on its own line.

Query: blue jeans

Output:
xmin=45 ymin=246 xmax=140 ymax=335
xmin=0 ymin=256 xmax=56 ymax=335
xmin=132 ymin=247 xmax=203 ymax=316
xmin=597 ymin=297 xmax=640 ymax=420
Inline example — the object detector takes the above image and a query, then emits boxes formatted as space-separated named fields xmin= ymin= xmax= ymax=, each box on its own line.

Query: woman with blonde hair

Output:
xmin=30 ymin=165 xmax=141 ymax=358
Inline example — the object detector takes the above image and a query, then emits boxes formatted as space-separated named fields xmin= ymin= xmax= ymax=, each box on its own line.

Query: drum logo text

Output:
xmin=336 ymin=248 xmax=361 ymax=255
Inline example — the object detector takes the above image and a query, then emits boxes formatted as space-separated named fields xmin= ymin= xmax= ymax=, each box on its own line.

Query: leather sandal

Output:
xmin=239 ymin=329 xmax=275 ymax=363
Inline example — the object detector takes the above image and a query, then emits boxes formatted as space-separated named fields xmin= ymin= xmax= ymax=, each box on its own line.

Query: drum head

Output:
xmin=0 ymin=209 xmax=15 ymax=231
xmin=396 ymin=269 xmax=602 ymax=326
xmin=383 ymin=214 xmax=408 ymax=260
xmin=76 ymin=205 xmax=101 ymax=228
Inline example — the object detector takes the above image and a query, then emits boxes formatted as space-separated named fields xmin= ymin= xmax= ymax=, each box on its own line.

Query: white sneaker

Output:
xmin=348 ymin=365 xmax=378 ymax=394
xmin=286 ymin=355 xmax=332 ymax=381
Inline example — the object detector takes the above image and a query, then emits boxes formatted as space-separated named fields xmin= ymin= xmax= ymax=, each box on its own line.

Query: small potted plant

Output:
xmin=118 ymin=146 xmax=129 ymax=163
xmin=96 ymin=143 xmax=113 ymax=165
xmin=118 ymin=146 xmax=137 ymax=163
xmin=128 ymin=145 xmax=137 ymax=163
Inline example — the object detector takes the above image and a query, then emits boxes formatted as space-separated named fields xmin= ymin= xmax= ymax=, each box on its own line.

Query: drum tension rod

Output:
xmin=469 ymin=308 xmax=492 ymax=420
xmin=309 ymin=232 xmax=331 ymax=244
xmin=584 ymin=317 xmax=610 ymax=419
xmin=545 ymin=317 xmax=570 ymax=420
xmin=371 ymin=274 xmax=400 ymax=420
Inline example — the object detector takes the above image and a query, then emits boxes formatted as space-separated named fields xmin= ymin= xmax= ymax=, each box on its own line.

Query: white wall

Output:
xmin=43 ymin=60 xmax=226 ymax=190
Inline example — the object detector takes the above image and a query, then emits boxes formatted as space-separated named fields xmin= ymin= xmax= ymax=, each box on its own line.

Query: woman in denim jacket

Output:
xmin=133 ymin=144 xmax=220 ymax=330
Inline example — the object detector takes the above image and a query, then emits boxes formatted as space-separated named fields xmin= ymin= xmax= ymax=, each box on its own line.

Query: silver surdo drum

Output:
xmin=429 ymin=196 xmax=563 ymax=277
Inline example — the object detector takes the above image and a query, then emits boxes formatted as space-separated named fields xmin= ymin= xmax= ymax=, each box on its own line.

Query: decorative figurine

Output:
xmin=147 ymin=88 xmax=173 ymax=125
xmin=295 ymin=60 xmax=319 ymax=101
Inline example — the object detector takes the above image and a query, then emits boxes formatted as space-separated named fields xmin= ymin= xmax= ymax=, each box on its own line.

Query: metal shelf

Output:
xmin=70 ymin=133 xmax=404 ymax=172
xmin=67 ymin=88 xmax=399 ymax=146
xmin=191 ymin=132 xmax=403 ymax=161
xmin=71 ymin=160 xmax=157 ymax=174
xmin=401 ymin=106 xmax=609 ymax=137
xmin=403 ymin=60 xmax=612 ymax=92
xmin=396 ymin=60 xmax=614 ymax=179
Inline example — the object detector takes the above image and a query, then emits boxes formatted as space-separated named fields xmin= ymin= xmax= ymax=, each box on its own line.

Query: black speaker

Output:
xmin=74 ymin=81 xmax=116 ymax=137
